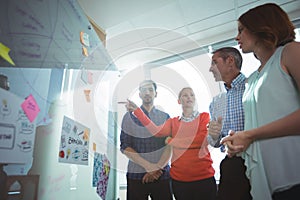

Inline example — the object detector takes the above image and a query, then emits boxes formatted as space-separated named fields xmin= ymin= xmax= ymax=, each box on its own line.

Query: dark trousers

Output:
xmin=172 ymin=176 xmax=217 ymax=200
xmin=127 ymin=178 xmax=173 ymax=200
xmin=272 ymin=184 xmax=300 ymax=200
xmin=217 ymin=156 xmax=252 ymax=200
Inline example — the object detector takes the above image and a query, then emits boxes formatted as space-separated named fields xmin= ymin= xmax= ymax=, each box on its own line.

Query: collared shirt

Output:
xmin=208 ymin=73 xmax=246 ymax=149
xmin=179 ymin=110 xmax=200 ymax=122
xmin=120 ymin=106 xmax=170 ymax=180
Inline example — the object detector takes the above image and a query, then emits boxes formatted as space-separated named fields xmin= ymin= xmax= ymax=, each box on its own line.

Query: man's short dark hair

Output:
xmin=139 ymin=80 xmax=157 ymax=91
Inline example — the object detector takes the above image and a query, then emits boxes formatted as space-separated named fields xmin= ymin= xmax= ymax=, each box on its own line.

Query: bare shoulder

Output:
xmin=282 ymin=41 xmax=300 ymax=55
xmin=282 ymin=42 xmax=300 ymax=67
xmin=282 ymin=41 xmax=300 ymax=84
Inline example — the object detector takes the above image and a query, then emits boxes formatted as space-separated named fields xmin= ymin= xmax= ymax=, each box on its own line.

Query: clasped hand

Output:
xmin=208 ymin=117 xmax=252 ymax=157
xmin=221 ymin=130 xmax=252 ymax=157
xmin=142 ymin=163 xmax=164 ymax=184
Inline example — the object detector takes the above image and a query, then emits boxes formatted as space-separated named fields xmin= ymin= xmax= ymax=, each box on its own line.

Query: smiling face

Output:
xmin=178 ymin=87 xmax=195 ymax=109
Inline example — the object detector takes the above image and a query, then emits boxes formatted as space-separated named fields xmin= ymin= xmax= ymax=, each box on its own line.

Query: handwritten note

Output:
xmin=21 ymin=94 xmax=40 ymax=122
xmin=0 ymin=42 xmax=15 ymax=66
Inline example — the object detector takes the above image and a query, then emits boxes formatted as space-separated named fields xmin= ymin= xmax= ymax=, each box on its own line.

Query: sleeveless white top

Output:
xmin=242 ymin=45 xmax=300 ymax=199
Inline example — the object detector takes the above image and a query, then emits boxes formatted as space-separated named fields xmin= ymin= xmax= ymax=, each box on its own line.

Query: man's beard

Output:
xmin=143 ymin=97 xmax=153 ymax=105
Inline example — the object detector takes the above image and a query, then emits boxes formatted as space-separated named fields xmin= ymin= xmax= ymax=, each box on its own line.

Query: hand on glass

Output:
xmin=125 ymin=99 xmax=138 ymax=112
xmin=208 ymin=116 xmax=222 ymax=140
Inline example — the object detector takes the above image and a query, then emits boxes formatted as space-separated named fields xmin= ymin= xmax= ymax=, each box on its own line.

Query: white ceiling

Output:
xmin=77 ymin=0 xmax=300 ymax=70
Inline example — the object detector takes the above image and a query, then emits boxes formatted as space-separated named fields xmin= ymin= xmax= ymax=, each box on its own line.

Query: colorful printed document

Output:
xmin=92 ymin=152 xmax=110 ymax=199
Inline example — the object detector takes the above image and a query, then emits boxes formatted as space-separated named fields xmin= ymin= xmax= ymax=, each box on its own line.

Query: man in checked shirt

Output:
xmin=208 ymin=47 xmax=252 ymax=200
xmin=120 ymin=80 xmax=172 ymax=200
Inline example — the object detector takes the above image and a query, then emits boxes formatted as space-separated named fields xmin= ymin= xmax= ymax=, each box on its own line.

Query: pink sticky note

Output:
xmin=21 ymin=94 xmax=40 ymax=122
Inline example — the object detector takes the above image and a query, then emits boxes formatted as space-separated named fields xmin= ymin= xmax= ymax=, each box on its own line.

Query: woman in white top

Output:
xmin=222 ymin=3 xmax=300 ymax=200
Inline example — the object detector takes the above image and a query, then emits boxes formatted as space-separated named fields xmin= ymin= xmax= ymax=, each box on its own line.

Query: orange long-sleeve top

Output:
xmin=134 ymin=108 xmax=215 ymax=182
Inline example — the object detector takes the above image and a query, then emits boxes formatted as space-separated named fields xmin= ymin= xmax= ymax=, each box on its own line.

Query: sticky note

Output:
xmin=82 ymin=46 xmax=88 ymax=57
xmin=80 ymin=31 xmax=90 ymax=47
xmin=83 ymin=128 xmax=89 ymax=141
xmin=84 ymin=89 xmax=91 ymax=102
xmin=21 ymin=94 xmax=40 ymax=122
xmin=0 ymin=42 xmax=15 ymax=66
xmin=93 ymin=142 xmax=96 ymax=151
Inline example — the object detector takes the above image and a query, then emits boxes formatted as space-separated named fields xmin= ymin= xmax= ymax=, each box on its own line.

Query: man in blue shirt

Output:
xmin=208 ymin=47 xmax=252 ymax=200
xmin=120 ymin=80 xmax=172 ymax=200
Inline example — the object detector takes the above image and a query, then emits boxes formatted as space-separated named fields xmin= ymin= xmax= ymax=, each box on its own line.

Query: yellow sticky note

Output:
xmin=80 ymin=31 xmax=90 ymax=47
xmin=83 ymin=129 xmax=89 ymax=141
xmin=82 ymin=46 xmax=88 ymax=57
xmin=0 ymin=43 xmax=15 ymax=66
xmin=93 ymin=143 xmax=96 ymax=151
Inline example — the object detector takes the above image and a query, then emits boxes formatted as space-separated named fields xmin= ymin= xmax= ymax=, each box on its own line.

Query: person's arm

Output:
xmin=166 ymin=135 xmax=206 ymax=149
xmin=142 ymin=171 xmax=162 ymax=184
xmin=207 ymin=116 xmax=223 ymax=147
xmin=126 ymin=99 xmax=172 ymax=137
xmin=222 ymin=110 xmax=300 ymax=157
xmin=166 ymin=136 xmax=198 ymax=148
xmin=208 ymin=96 xmax=225 ymax=147
xmin=247 ymin=42 xmax=300 ymax=140
xmin=222 ymin=42 xmax=300 ymax=156
xmin=166 ymin=113 xmax=210 ymax=149
xmin=156 ymin=145 xmax=171 ymax=168
xmin=133 ymin=107 xmax=172 ymax=137
xmin=120 ymin=123 xmax=160 ymax=173
xmin=122 ymin=147 xmax=161 ymax=173
xmin=141 ymin=135 xmax=172 ymax=183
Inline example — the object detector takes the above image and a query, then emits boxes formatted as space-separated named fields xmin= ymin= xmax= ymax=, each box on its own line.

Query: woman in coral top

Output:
xmin=126 ymin=87 xmax=216 ymax=200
